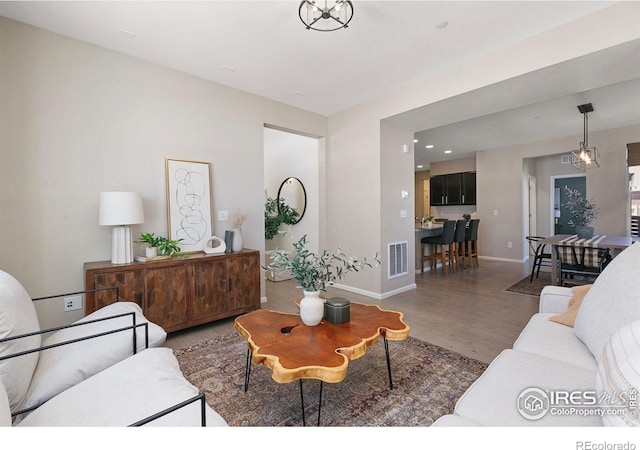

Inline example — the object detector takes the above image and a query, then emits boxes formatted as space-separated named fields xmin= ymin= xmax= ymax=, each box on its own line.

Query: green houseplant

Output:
xmin=264 ymin=197 xmax=300 ymax=240
xmin=563 ymin=186 xmax=598 ymax=239
xmin=136 ymin=233 xmax=183 ymax=257
xmin=156 ymin=236 xmax=184 ymax=256
xmin=264 ymin=234 xmax=380 ymax=326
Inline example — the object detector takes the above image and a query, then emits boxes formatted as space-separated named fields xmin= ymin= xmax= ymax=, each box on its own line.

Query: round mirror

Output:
xmin=277 ymin=177 xmax=306 ymax=225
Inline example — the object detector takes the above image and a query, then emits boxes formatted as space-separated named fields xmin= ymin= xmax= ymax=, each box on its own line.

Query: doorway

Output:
xmin=552 ymin=174 xmax=586 ymax=235
xmin=263 ymin=126 xmax=320 ymax=254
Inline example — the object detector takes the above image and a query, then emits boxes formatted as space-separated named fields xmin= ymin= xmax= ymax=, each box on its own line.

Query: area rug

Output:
xmin=173 ymin=332 xmax=487 ymax=427
xmin=504 ymin=271 xmax=552 ymax=296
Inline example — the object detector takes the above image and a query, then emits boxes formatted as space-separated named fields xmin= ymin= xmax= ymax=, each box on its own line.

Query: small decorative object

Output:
xmin=324 ymin=297 xmax=350 ymax=324
xmin=264 ymin=233 xmax=379 ymax=326
xmin=203 ymin=236 xmax=226 ymax=254
xmin=563 ymin=186 xmax=598 ymax=239
xmin=229 ymin=209 xmax=247 ymax=252
xmin=224 ymin=230 xmax=233 ymax=253
xmin=165 ymin=158 xmax=213 ymax=253
xmin=463 ymin=213 xmax=471 ymax=223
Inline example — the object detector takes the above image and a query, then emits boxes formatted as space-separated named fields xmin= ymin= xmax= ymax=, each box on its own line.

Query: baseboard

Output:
xmin=479 ymin=256 xmax=527 ymax=263
xmin=330 ymin=283 xmax=381 ymax=300
xmin=380 ymin=283 xmax=417 ymax=299
xmin=329 ymin=282 xmax=417 ymax=301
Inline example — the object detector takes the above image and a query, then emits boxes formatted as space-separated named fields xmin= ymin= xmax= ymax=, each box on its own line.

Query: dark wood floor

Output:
xmin=165 ymin=258 xmax=540 ymax=363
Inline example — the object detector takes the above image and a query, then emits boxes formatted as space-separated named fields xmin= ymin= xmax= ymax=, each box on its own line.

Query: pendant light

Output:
xmin=571 ymin=103 xmax=599 ymax=170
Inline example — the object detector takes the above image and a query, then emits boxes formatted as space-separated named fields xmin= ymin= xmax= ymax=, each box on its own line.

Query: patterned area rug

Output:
xmin=504 ymin=271 xmax=552 ymax=296
xmin=173 ymin=332 xmax=487 ymax=427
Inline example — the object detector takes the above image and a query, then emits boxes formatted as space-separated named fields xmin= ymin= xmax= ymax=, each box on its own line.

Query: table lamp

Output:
xmin=99 ymin=192 xmax=144 ymax=264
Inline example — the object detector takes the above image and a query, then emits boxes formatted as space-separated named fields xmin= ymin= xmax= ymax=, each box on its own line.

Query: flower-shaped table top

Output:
xmin=233 ymin=302 xmax=409 ymax=384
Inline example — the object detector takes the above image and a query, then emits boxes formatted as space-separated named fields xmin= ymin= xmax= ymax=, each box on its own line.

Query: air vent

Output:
xmin=561 ymin=154 xmax=573 ymax=164
xmin=388 ymin=241 xmax=408 ymax=279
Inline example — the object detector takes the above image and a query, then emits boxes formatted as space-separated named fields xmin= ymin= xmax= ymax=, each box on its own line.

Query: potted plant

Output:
xmin=563 ymin=186 xmax=599 ymax=239
xmin=265 ymin=234 xmax=380 ymax=326
xmin=265 ymin=197 xmax=300 ymax=240
xmin=136 ymin=232 xmax=161 ymax=258
xmin=425 ymin=215 xmax=434 ymax=228
xmin=156 ymin=236 xmax=184 ymax=256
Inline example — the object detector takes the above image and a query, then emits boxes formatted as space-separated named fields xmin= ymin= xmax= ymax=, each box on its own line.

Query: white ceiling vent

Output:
xmin=388 ymin=241 xmax=408 ymax=279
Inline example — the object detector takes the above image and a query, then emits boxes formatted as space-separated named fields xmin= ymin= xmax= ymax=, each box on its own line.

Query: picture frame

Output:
xmin=165 ymin=158 xmax=213 ymax=254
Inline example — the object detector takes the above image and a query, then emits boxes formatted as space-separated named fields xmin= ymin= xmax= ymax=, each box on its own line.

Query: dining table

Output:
xmin=539 ymin=234 xmax=633 ymax=286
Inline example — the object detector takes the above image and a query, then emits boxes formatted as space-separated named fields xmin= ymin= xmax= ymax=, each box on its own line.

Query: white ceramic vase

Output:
xmin=232 ymin=227 xmax=244 ymax=252
xmin=299 ymin=290 xmax=324 ymax=326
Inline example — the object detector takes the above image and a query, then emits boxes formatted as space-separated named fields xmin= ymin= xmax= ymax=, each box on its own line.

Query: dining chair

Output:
xmin=525 ymin=236 xmax=552 ymax=282
xmin=465 ymin=219 xmax=480 ymax=268
xmin=553 ymin=244 xmax=612 ymax=286
xmin=453 ymin=219 xmax=467 ymax=271
xmin=421 ymin=220 xmax=456 ymax=275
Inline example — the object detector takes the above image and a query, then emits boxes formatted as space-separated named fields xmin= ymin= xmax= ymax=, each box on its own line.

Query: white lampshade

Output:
xmin=99 ymin=192 xmax=144 ymax=264
xmin=99 ymin=192 xmax=144 ymax=226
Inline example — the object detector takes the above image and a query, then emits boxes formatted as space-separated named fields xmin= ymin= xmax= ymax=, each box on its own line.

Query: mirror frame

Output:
xmin=277 ymin=177 xmax=307 ymax=225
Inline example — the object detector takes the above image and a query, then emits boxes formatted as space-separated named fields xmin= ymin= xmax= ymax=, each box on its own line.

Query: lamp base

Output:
xmin=112 ymin=226 xmax=133 ymax=264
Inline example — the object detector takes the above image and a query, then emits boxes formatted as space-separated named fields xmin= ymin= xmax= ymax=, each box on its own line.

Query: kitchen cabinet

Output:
xmin=430 ymin=172 xmax=475 ymax=206
xmin=84 ymin=249 xmax=260 ymax=333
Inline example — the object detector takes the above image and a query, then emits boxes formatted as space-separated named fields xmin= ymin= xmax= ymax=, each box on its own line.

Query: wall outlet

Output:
xmin=218 ymin=210 xmax=229 ymax=221
xmin=64 ymin=295 xmax=83 ymax=312
xmin=507 ymin=241 xmax=513 ymax=248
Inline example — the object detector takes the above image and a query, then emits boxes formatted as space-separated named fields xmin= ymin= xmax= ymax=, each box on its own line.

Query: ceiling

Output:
xmin=2 ymin=1 xmax=639 ymax=169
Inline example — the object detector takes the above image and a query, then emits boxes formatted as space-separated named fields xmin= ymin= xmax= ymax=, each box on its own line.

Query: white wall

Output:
xmin=0 ymin=17 xmax=327 ymax=328
xmin=263 ymin=127 xmax=320 ymax=254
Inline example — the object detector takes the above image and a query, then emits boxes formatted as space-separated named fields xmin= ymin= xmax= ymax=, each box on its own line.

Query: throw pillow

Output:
xmin=21 ymin=301 xmax=166 ymax=413
xmin=549 ymin=284 xmax=591 ymax=327
xmin=0 ymin=270 xmax=41 ymax=413
xmin=574 ymin=242 xmax=640 ymax=361
xmin=596 ymin=320 xmax=640 ymax=426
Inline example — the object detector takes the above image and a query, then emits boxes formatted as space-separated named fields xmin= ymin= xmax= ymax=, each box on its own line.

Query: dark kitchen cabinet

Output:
xmin=430 ymin=172 xmax=475 ymax=206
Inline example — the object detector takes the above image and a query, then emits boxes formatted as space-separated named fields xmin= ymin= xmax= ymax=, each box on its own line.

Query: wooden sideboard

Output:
xmin=84 ymin=249 xmax=261 ymax=333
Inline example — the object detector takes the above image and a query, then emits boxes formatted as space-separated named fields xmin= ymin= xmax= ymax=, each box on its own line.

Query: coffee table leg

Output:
xmin=384 ymin=337 xmax=393 ymax=390
xmin=299 ymin=379 xmax=323 ymax=426
xmin=244 ymin=348 xmax=252 ymax=392
xmin=299 ymin=380 xmax=306 ymax=426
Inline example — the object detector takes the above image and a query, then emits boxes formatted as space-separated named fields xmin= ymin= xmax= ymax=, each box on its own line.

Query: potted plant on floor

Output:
xmin=563 ymin=186 xmax=599 ymax=239
xmin=264 ymin=234 xmax=380 ymax=326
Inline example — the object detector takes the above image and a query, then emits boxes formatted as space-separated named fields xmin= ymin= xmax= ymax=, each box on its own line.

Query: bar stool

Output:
xmin=421 ymin=220 xmax=456 ymax=275
xmin=453 ymin=219 xmax=467 ymax=271
xmin=465 ymin=219 xmax=480 ymax=268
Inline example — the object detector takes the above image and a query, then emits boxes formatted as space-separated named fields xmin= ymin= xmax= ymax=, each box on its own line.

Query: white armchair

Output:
xmin=0 ymin=270 xmax=227 ymax=426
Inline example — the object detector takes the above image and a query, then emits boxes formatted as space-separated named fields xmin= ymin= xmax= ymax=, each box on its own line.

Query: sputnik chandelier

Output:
xmin=571 ymin=103 xmax=600 ymax=170
xmin=298 ymin=0 xmax=354 ymax=32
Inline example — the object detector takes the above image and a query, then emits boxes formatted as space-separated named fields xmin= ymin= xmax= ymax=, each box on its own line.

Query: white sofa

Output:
xmin=0 ymin=270 xmax=228 ymax=427
xmin=433 ymin=241 xmax=640 ymax=426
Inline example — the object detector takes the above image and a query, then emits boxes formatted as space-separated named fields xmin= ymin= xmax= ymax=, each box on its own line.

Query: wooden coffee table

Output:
xmin=233 ymin=302 xmax=409 ymax=425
